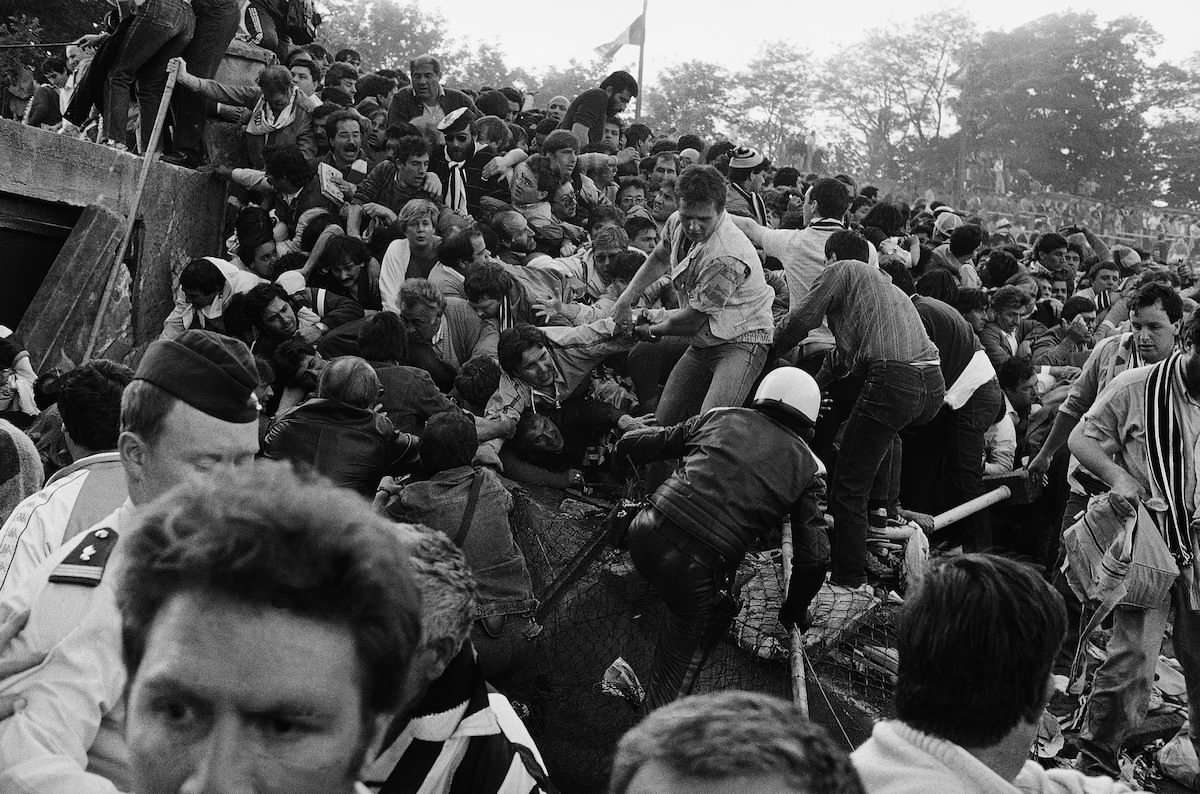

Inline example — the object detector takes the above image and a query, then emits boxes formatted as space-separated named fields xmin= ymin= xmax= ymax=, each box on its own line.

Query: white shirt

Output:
xmin=380 ymin=239 xmax=414 ymax=315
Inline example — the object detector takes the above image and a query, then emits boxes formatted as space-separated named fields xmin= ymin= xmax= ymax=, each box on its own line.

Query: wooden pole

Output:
xmin=931 ymin=485 xmax=1011 ymax=531
xmin=83 ymin=60 xmax=179 ymax=362
xmin=780 ymin=519 xmax=810 ymax=716
xmin=634 ymin=0 xmax=647 ymax=122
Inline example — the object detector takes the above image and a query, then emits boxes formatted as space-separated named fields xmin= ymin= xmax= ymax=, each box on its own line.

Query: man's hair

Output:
xmin=625 ymin=123 xmax=652 ymax=149
xmin=472 ymin=115 xmax=510 ymax=147
xmin=625 ymin=215 xmax=656 ymax=240
xmin=324 ymin=108 xmax=363 ymax=141
xmin=588 ymin=205 xmax=626 ymax=234
xmin=1086 ymin=259 xmax=1120 ymax=280
xmin=58 ymin=361 xmax=134 ymax=452
xmin=948 ymin=225 xmax=985 ymax=258
xmin=451 ymin=355 xmax=501 ymax=410
xmin=256 ymin=64 xmax=293 ymax=95
xmin=392 ymin=134 xmax=429 ymax=163
xmin=324 ymin=61 xmax=358 ymax=88
xmin=1034 ymin=232 xmax=1069 ymax=257
xmin=895 ymin=554 xmax=1066 ymax=746
xmin=409 ymin=54 xmax=441 ymax=75
xmin=120 ymin=380 xmax=177 ymax=448
xmin=954 ymin=287 xmax=989 ymax=316
xmin=438 ymin=230 xmax=476 ymax=270
xmin=860 ymin=202 xmax=904 ymax=236
xmin=773 ymin=166 xmax=800 ymax=188
xmin=118 ymin=461 xmax=422 ymax=718
xmin=592 ymin=224 xmax=629 ymax=252
xmin=610 ymin=250 xmax=646 ymax=283
xmin=394 ymin=524 xmax=477 ymax=655
xmin=616 ymin=177 xmax=647 ymax=203
xmin=824 ymin=230 xmax=870 ymax=263
xmin=997 ymin=354 xmax=1036 ymax=392
xmin=317 ymin=356 xmax=380 ymax=409
xmin=600 ymin=70 xmax=638 ymax=96
xmin=334 ymin=47 xmax=360 ymax=62
xmin=497 ymin=324 xmax=546 ymax=376
xmin=981 ymin=249 xmax=1020 ymax=288
xmin=263 ymin=144 xmax=313 ymax=187
xmin=397 ymin=198 xmax=439 ymax=231
xmin=476 ymin=90 xmax=510 ymax=119
xmin=1132 ymin=282 xmax=1184 ymax=322
xmin=464 ymin=262 xmax=513 ymax=303
xmin=1060 ymin=295 xmax=1097 ymax=324
xmin=810 ymin=177 xmax=852 ymax=219
xmin=990 ymin=284 xmax=1032 ymax=313
xmin=609 ymin=691 xmax=864 ymax=794
xmin=270 ymin=339 xmax=317 ymax=387
xmin=178 ymin=258 xmax=226 ymax=295
xmin=289 ymin=56 xmax=319 ymax=83
xmin=676 ymin=165 xmax=726 ymax=210
xmin=356 ymin=311 xmax=408 ymax=362
xmin=303 ymin=42 xmax=330 ymax=62
xmin=399 ymin=277 xmax=446 ymax=314
xmin=419 ymin=409 xmax=477 ymax=475
xmin=677 ymin=133 xmax=704 ymax=154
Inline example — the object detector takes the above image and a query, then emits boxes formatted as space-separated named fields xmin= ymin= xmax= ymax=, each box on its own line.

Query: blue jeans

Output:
xmin=656 ymin=341 xmax=769 ymax=426
xmin=171 ymin=0 xmax=239 ymax=158
xmin=104 ymin=0 xmax=195 ymax=147
xmin=830 ymin=361 xmax=944 ymax=586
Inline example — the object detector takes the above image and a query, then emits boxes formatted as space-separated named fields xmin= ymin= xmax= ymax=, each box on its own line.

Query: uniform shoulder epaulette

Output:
xmin=48 ymin=526 xmax=119 ymax=587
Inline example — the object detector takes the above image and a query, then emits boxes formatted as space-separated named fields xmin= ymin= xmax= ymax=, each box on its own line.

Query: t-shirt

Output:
xmin=559 ymin=88 xmax=609 ymax=144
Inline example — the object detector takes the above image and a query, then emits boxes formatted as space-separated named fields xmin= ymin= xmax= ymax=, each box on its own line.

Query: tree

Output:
xmin=815 ymin=12 xmax=975 ymax=186
xmin=447 ymin=40 xmax=533 ymax=92
xmin=2 ymin=0 xmax=107 ymax=44
xmin=729 ymin=43 xmax=813 ymax=162
xmin=643 ymin=60 xmax=732 ymax=142
xmin=1143 ymin=59 xmax=1200 ymax=207
xmin=319 ymin=0 xmax=449 ymax=73
xmin=953 ymin=11 xmax=1160 ymax=200
xmin=526 ymin=58 xmax=607 ymax=107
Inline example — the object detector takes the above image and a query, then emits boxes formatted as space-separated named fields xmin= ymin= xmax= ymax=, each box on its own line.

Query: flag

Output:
xmin=594 ymin=14 xmax=645 ymax=61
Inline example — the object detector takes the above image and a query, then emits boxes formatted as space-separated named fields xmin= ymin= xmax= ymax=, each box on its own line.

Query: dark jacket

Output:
xmin=386 ymin=87 xmax=478 ymax=129
xmin=617 ymin=407 xmax=828 ymax=566
xmin=263 ymin=398 xmax=418 ymax=496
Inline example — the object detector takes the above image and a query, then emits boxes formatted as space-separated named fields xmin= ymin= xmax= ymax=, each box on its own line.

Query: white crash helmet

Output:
xmin=752 ymin=366 xmax=821 ymax=426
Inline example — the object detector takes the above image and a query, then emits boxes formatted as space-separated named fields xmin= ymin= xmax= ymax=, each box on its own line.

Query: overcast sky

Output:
xmin=435 ymin=0 xmax=1198 ymax=89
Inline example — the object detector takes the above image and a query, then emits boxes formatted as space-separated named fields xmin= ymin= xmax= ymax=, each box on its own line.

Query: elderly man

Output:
xmin=386 ymin=54 xmax=478 ymax=132
xmin=263 ymin=356 xmax=419 ymax=497
xmin=120 ymin=462 xmax=423 ymax=794
xmin=0 ymin=330 xmax=261 ymax=791
xmin=613 ymin=164 xmax=775 ymax=425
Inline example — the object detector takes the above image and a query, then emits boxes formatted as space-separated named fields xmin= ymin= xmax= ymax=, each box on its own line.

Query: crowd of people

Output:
xmin=0 ymin=16 xmax=1199 ymax=793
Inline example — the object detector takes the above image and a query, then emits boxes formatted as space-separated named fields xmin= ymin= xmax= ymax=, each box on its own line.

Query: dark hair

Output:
xmin=270 ymin=339 xmax=317 ymax=386
xmin=263 ymin=145 xmax=313 ymax=188
xmin=464 ymin=262 xmax=513 ymax=303
xmin=881 ymin=258 xmax=915 ymax=296
xmin=810 ymin=177 xmax=852 ymax=220
xmin=610 ymin=691 xmax=864 ymax=794
xmin=616 ymin=177 xmax=647 ymax=202
xmin=33 ymin=369 xmax=63 ymax=411
xmin=588 ymin=205 xmax=626 ymax=233
xmin=0 ymin=338 xmax=17 ymax=370
xmin=610 ymin=250 xmax=646 ymax=283
xmin=1034 ymin=232 xmax=1069 ymax=257
xmin=324 ymin=108 xmax=363 ymax=141
xmin=438 ymin=230 xmax=476 ymax=271
xmin=625 ymin=123 xmax=652 ymax=149
xmin=599 ymin=70 xmax=638 ymax=96
xmin=860 ymin=202 xmax=904 ymax=236
xmin=703 ymin=140 xmax=735 ymax=166
xmin=497 ymin=324 xmax=546 ymax=376
xmin=824 ymin=230 xmax=870 ymax=263
xmin=915 ymin=270 xmax=958 ymax=305
xmin=240 ymin=283 xmax=293 ymax=334
xmin=178 ymin=258 xmax=226 ymax=295
xmin=475 ymin=90 xmax=510 ymax=118
xmin=997 ymin=355 xmax=1036 ymax=391
xmin=954 ymin=288 xmax=990 ymax=317
xmin=118 ymin=461 xmax=422 ymax=718
xmin=676 ymin=165 xmax=726 ymax=210
xmin=1060 ymin=295 xmax=1097 ymax=324
xmin=391 ymin=134 xmax=429 ymax=163
xmin=419 ymin=410 xmax=477 ymax=474
xmin=324 ymin=61 xmax=358 ymax=88
xmin=991 ymin=284 xmax=1033 ymax=313
xmin=677 ymin=133 xmax=704 ymax=154
xmin=1132 ymin=282 xmax=1184 ymax=322
xmin=980 ymin=249 xmax=1020 ymax=288
xmin=896 ymin=554 xmax=1065 ymax=746
xmin=356 ymin=312 xmax=408 ymax=362
xmin=289 ymin=56 xmax=319 ymax=83
xmin=235 ymin=206 xmax=276 ymax=266
xmin=625 ymin=215 xmax=657 ymax=240
xmin=948 ymin=225 xmax=985 ymax=259
xmin=1086 ymin=259 xmax=1119 ymax=280
xmin=334 ymin=47 xmax=360 ymax=63
xmin=317 ymin=235 xmax=371 ymax=274
xmin=256 ymin=64 xmax=292 ymax=95
xmin=299 ymin=210 xmax=337 ymax=253
xmin=58 ymin=360 xmax=134 ymax=452
xmin=773 ymin=166 xmax=800 ymax=188
xmin=450 ymin=356 xmax=501 ymax=413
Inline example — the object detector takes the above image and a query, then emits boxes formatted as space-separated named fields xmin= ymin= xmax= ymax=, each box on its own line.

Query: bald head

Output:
xmin=317 ymin=356 xmax=380 ymax=409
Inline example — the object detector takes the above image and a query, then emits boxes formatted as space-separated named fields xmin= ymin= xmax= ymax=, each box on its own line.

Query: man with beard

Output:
xmin=430 ymin=109 xmax=524 ymax=218
xmin=560 ymin=71 xmax=638 ymax=148
xmin=318 ymin=109 xmax=373 ymax=199
xmin=386 ymin=54 xmax=478 ymax=136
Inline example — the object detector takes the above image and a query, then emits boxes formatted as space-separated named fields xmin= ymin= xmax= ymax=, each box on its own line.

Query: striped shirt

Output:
xmin=779 ymin=259 xmax=939 ymax=371
xmin=362 ymin=648 xmax=554 ymax=794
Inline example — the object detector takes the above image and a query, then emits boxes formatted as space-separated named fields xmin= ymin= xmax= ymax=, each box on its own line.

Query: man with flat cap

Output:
xmin=430 ymin=107 xmax=524 ymax=219
xmin=0 ymin=330 xmax=261 ymax=792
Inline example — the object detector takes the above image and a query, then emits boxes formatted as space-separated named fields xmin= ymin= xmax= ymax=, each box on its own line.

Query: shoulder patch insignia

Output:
xmin=48 ymin=527 xmax=119 ymax=587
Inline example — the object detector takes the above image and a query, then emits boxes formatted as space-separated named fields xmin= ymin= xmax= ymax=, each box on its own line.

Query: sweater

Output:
xmin=851 ymin=721 xmax=1133 ymax=794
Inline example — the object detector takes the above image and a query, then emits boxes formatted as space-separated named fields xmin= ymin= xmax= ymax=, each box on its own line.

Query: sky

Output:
xmin=434 ymin=0 xmax=1200 ymax=91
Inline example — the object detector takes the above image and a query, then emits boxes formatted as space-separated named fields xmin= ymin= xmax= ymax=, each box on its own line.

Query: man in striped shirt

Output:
xmin=362 ymin=526 xmax=554 ymax=794
xmin=777 ymin=233 xmax=945 ymax=589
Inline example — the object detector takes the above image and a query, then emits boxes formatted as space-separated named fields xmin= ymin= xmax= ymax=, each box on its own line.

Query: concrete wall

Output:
xmin=0 ymin=119 xmax=227 ymax=365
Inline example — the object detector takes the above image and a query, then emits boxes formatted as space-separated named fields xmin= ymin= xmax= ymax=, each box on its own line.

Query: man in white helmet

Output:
xmin=613 ymin=367 xmax=831 ymax=708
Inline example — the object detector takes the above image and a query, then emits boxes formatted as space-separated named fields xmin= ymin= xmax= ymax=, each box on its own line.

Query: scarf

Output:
xmin=245 ymin=88 xmax=298 ymax=136
xmin=445 ymin=157 xmax=469 ymax=215
xmin=1144 ymin=351 xmax=1193 ymax=564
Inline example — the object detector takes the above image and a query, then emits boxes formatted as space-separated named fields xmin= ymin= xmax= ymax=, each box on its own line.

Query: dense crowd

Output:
xmin=0 ymin=8 xmax=1198 ymax=792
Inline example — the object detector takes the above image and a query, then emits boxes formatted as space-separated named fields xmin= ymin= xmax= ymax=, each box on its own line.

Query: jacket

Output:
xmin=617 ymin=407 xmax=828 ymax=565
xmin=263 ymin=399 xmax=418 ymax=497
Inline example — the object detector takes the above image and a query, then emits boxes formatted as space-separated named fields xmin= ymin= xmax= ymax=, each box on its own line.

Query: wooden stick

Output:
xmin=781 ymin=520 xmax=809 ymax=716
xmin=931 ymin=485 xmax=1011 ymax=531
xmin=83 ymin=60 xmax=179 ymax=362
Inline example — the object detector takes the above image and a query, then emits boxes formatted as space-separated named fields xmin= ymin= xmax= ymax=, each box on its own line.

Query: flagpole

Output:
xmin=635 ymin=0 xmax=647 ymax=122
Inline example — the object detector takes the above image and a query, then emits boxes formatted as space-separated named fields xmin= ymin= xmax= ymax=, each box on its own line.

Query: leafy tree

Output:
xmin=319 ymin=0 xmax=449 ymax=73
xmin=525 ymin=58 xmax=606 ymax=108
xmin=2 ymin=0 xmax=107 ymax=44
xmin=643 ymin=60 xmax=732 ymax=141
xmin=1143 ymin=59 xmax=1200 ymax=207
xmin=953 ymin=11 xmax=1160 ymax=200
xmin=447 ymin=40 xmax=533 ymax=92
xmin=729 ymin=42 xmax=813 ymax=162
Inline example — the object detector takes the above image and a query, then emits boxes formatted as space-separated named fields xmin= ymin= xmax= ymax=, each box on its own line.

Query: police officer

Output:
xmin=0 ymin=330 xmax=260 ymax=792
xmin=615 ymin=367 xmax=831 ymax=708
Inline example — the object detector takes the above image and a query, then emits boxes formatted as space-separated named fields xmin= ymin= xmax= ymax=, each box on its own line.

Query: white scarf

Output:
xmin=245 ymin=88 xmax=298 ymax=136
